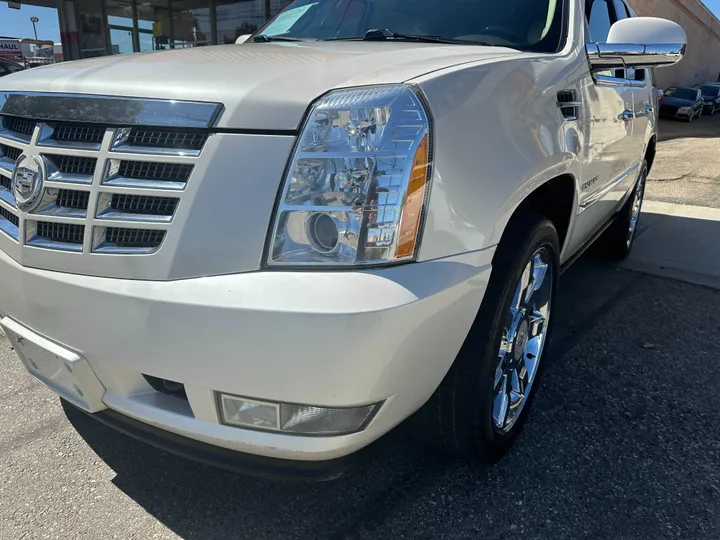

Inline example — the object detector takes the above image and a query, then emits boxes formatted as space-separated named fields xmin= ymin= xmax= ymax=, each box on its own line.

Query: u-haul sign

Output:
xmin=0 ymin=40 xmax=22 ymax=59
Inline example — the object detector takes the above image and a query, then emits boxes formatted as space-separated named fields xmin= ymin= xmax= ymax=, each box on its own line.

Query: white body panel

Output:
xmin=0 ymin=0 xmax=667 ymax=463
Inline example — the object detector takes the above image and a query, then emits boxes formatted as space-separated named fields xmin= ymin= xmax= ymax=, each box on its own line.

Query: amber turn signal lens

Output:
xmin=396 ymin=134 xmax=429 ymax=259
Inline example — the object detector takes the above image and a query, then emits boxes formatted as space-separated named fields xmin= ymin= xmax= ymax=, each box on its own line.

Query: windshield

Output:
xmin=256 ymin=0 xmax=565 ymax=52
xmin=701 ymin=85 xmax=720 ymax=97
xmin=665 ymin=88 xmax=698 ymax=101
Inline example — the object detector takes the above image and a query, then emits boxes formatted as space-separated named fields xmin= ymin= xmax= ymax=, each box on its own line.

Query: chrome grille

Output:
xmin=118 ymin=160 xmax=193 ymax=183
xmin=2 ymin=115 xmax=36 ymax=137
xmin=0 ymin=206 xmax=19 ymax=227
xmin=36 ymin=221 xmax=85 ymax=244
xmin=110 ymin=194 xmax=177 ymax=216
xmin=127 ymin=129 xmax=208 ymax=151
xmin=0 ymin=92 xmax=223 ymax=274
xmin=46 ymin=154 xmax=97 ymax=176
xmin=1 ymin=143 xmax=22 ymax=162
xmin=53 ymin=124 xmax=105 ymax=144
xmin=106 ymin=227 xmax=165 ymax=248
xmin=56 ymin=190 xmax=90 ymax=210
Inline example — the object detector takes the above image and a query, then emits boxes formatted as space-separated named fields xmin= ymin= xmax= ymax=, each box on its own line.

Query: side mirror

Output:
xmin=587 ymin=17 xmax=687 ymax=71
xmin=235 ymin=34 xmax=252 ymax=44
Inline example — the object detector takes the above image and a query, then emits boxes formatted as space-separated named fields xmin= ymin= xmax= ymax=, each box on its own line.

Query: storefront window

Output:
xmin=137 ymin=0 xmax=172 ymax=50
xmin=171 ymin=0 xmax=213 ymax=48
xmin=215 ymin=0 xmax=265 ymax=44
xmin=77 ymin=0 xmax=108 ymax=58
xmin=58 ymin=0 xmax=297 ymax=60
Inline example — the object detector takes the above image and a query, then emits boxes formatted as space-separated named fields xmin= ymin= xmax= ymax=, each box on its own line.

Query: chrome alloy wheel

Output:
xmin=627 ymin=170 xmax=646 ymax=249
xmin=492 ymin=247 xmax=553 ymax=433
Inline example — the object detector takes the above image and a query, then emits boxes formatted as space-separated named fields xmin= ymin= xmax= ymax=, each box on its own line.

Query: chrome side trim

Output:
xmin=0 ymin=92 xmax=223 ymax=128
xmin=580 ymin=163 xmax=641 ymax=211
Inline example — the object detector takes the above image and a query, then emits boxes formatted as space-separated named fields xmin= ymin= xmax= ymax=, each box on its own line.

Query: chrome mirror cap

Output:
xmin=587 ymin=17 xmax=687 ymax=71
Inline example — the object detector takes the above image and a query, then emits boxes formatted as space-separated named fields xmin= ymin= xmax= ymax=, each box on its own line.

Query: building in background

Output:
xmin=2 ymin=0 xmax=294 ymax=60
xmin=629 ymin=0 xmax=720 ymax=87
xmin=2 ymin=0 xmax=720 ymax=87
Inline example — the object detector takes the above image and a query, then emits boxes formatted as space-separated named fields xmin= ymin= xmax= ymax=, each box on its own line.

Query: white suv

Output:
xmin=0 ymin=0 xmax=685 ymax=479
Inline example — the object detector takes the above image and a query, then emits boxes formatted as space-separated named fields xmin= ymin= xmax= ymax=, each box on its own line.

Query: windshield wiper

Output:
xmin=323 ymin=29 xmax=489 ymax=45
xmin=252 ymin=35 xmax=305 ymax=43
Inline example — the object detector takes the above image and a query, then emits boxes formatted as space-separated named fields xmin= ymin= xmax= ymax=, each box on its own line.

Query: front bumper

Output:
xmin=0 ymin=246 xmax=493 ymax=463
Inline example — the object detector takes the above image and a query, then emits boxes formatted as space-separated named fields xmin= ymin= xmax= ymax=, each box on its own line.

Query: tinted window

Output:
xmin=259 ymin=0 xmax=566 ymax=52
xmin=701 ymin=85 xmax=720 ymax=97
xmin=665 ymin=88 xmax=700 ymax=101
xmin=5 ymin=63 xmax=24 ymax=73
xmin=588 ymin=0 xmax=612 ymax=42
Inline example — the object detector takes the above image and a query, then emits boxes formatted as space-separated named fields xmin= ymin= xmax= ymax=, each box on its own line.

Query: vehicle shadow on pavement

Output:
xmin=62 ymin=259 xmax=720 ymax=540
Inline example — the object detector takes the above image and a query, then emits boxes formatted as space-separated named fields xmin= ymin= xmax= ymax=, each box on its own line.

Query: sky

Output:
xmin=2 ymin=0 xmax=720 ymax=46
xmin=1 ymin=3 xmax=61 ymax=43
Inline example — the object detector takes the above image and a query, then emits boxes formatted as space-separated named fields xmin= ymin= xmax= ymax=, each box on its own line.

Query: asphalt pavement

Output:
xmin=3 ymin=118 xmax=720 ymax=539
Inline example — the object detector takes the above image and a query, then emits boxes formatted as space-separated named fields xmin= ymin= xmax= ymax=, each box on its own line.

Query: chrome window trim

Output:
xmin=0 ymin=92 xmax=224 ymax=128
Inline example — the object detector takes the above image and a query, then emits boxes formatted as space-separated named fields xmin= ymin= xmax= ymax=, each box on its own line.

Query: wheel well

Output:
xmin=645 ymin=136 xmax=657 ymax=173
xmin=513 ymin=175 xmax=575 ymax=252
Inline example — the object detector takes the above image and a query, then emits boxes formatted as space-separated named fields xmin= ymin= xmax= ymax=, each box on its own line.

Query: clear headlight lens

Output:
xmin=267 ymin=85 xmax=432 ymax=267
xmin=679 ymin=106 xmax=693 ymax=113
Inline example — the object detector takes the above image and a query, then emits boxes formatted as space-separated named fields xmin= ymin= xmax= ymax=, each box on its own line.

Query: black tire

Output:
xmin=413 ymin=212 xmax=560 ymax=461
xmin=597 ymin=160 xmax=648 ymax=259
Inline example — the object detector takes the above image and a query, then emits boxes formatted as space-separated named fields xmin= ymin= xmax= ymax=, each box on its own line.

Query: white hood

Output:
xmin=1 ymin=42 xmax=520 ymax=130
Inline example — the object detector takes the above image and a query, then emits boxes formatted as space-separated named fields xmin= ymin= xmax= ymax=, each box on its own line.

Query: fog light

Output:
xmin=219 ymin=395 xmax=279 ymax=430
xmin=280 ymin=403 xmax=379 ymax=435
xmin=218 ymin=393 xmax=381 ymax=435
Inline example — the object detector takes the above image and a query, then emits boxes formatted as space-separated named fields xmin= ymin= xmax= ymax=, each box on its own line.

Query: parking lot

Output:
xmin=2 ymin=118 xmax=720 ymax=540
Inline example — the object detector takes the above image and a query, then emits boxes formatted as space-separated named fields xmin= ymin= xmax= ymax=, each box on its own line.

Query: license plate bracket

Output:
xmin=1 ymin=317 xmax=106 ymax=412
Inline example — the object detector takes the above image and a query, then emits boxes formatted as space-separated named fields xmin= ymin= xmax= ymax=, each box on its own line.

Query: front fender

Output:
xmin=413 ymin=52 xmax=587 ymax=261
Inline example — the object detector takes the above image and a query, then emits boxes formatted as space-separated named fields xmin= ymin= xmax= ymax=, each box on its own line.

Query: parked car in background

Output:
xmin=0 ymin=61 xmax=25 ymax=78
xmin=0 ymin=0 xmax=687 ymax=479
xmin=700 ymin=84 xmax=720 ymax=115
xmin=660 ymin=87 xmax=704 ymax=122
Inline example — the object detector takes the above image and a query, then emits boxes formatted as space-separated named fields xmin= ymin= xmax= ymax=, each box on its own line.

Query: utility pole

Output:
xmin=30 ymin=17 xmax=39 ymax=41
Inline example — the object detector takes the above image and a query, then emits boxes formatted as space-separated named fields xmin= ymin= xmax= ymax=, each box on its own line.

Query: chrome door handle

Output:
xmin=620 ymin=110 xmax=635 ymax=121
xmin=644 ymin=105 xmax=654 ymax=114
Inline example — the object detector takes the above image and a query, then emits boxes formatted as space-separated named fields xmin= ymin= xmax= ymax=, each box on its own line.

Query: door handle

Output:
xmin=620 ymin=110 xmax=635 ymax=121
xmin=644 ymin=105 xmax=654 ymax=114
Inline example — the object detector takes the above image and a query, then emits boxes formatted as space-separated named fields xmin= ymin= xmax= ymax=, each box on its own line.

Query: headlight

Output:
xmin=267 ymin=85 xmax=432 ymax=267
xmin=679 ymin=106 xmax=693 ymax=113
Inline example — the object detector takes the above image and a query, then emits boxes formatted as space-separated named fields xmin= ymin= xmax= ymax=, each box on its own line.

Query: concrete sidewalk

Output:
xmin=620 ymin=200 xmax=720 ymax=289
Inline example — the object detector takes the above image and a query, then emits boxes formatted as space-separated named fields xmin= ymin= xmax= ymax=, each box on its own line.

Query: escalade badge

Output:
xmin=12 ymin=154 xmax=44 ymax=212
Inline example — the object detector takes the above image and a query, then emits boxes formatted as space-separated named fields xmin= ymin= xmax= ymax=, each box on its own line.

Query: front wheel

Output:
xmin=597 ymin=160 xmax=647 ymax=259
xmin=414 ymin=213 xmax=559 ymax=460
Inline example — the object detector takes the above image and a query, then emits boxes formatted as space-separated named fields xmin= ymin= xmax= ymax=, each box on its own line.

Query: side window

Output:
xmin=587 ymin=0 xmax=613 ymax=43
xmin=0 ymin=64 xmax=9 ymax=77
xmin=6 ymin=64 xmax=23 ymax=73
